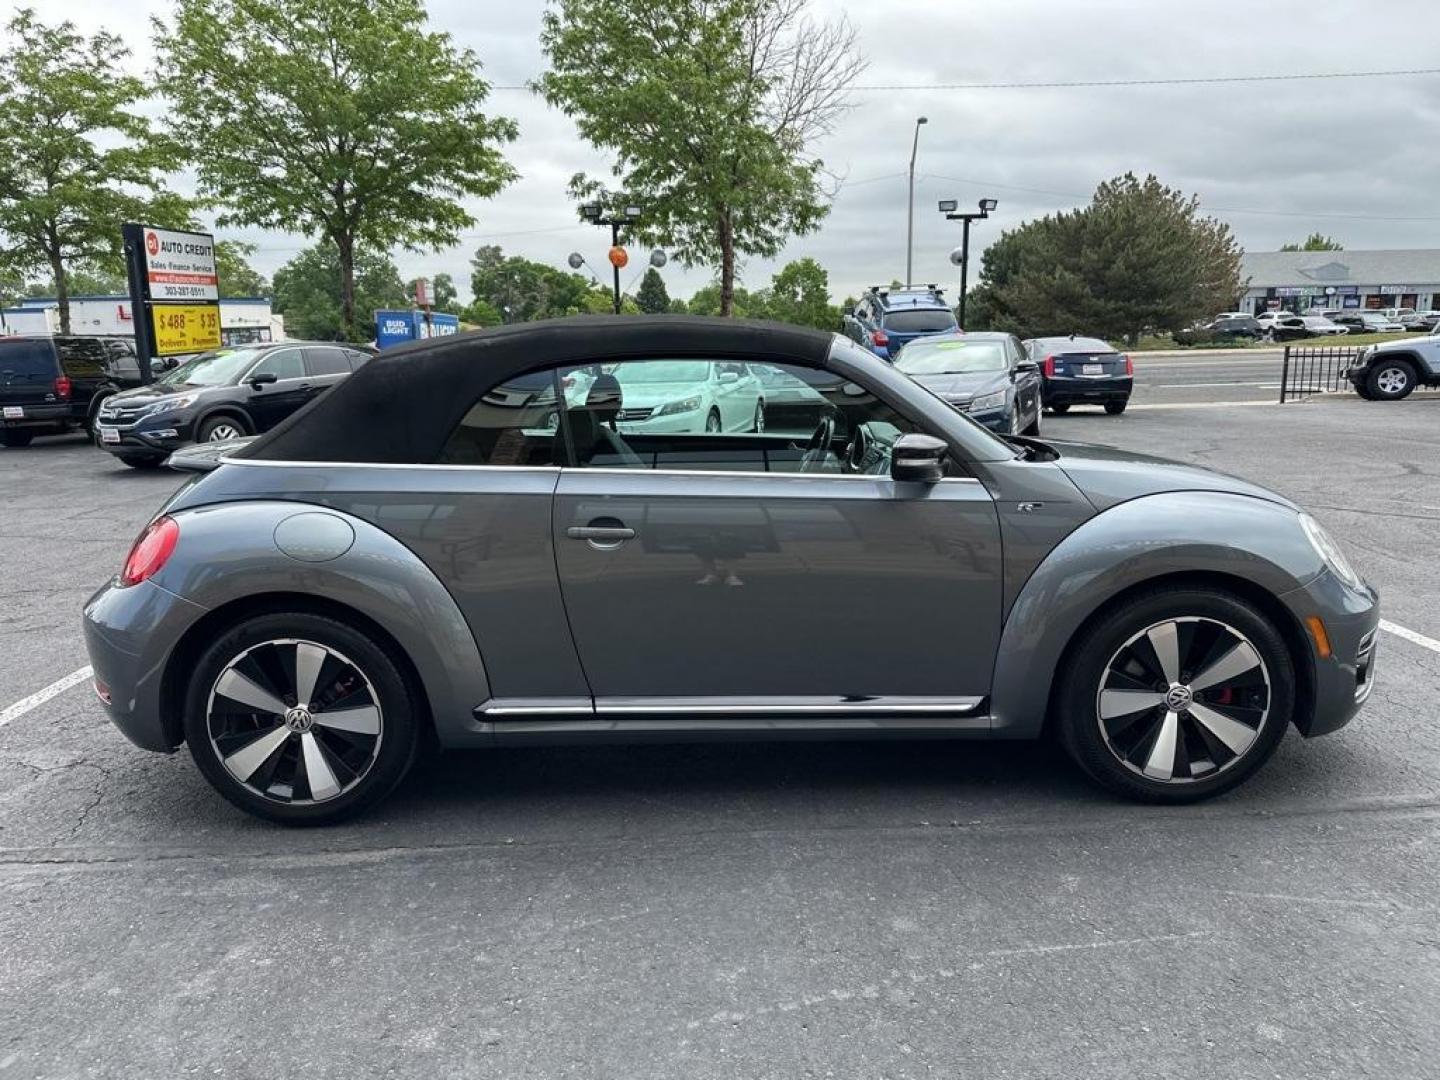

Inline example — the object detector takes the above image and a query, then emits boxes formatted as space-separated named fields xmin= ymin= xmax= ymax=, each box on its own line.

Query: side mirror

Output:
xmin=1015 ymin=359 xmax=1038 ymax=372
xmin=718 ymin=369 xmax=739 ymax=384
xmin=249 ymin=372 xmax=278 ymax=389
xmin=891 ymin=432 xmax=949 ymax=484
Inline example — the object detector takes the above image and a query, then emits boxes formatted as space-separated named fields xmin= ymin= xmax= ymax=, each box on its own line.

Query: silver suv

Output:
xmin=1348 ymin=327 xmax=1440 ymax=399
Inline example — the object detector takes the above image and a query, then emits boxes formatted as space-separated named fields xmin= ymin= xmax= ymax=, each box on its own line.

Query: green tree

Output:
xmin=23 ymin=265 xmax=129 ymax=297
xmin=685 ymin=282 xmax=766 ymax=319
xmin=461 ymin=297 xmax=504 ymax=327
xmin=766 ymin=257 xmax=836 ymax=329
xmin=469 ymin=245 xmax=594 ymax=322
xmin=635 ymin=267 xmax=670 ymax=314
xmin=215 ymin=240 xmax=269 ymax=296
xmin=1280 ymin=233 xmax=1343 ymax=252
xmin=539 ymin=0 xmax=864 ymax=317
xmin=272 ymin=243 xmax=406 ymax=341
xmin=0 ymin=9 xmax=190 ymax=333
xmin=971 ymin=173 xmax=1242 ymax=345
xmin=154 ymin=0 xmax=517 ymax=339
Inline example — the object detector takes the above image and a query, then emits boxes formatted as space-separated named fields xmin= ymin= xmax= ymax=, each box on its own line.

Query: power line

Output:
xmin=489 ymin=67 xmax=1440 ymax=92
xmin=923 ymin=173 xmax=1440 ymax=224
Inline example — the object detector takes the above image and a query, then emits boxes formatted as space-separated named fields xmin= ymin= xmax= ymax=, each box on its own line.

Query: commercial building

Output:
xmin=0 ymin=295 xmax=283 ymax=345
xmin=1240 ymin=250 xmax=1440 ymax=315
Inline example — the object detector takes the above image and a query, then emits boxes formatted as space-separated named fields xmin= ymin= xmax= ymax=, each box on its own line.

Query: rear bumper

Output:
xmin=1278 ymin=569 xmax=1380 ymax=738
xmin=1043 ymin=376 xmax=1132 ymax=405
xmin=1 ymin=403 xmax=76 ymax=430
xmin=82 ymin=577 xmax=210 ymax=752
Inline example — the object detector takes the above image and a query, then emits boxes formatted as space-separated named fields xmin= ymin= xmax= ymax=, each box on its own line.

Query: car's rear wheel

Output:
xmin=751 ymin=400 xmax=765 ymax=433
xmin=1105 ymin=400 xmax=1128 ymax=415
xmin=1 ymin=429 xmax=34 ymax=448
xmin=1056 ymin=587 xmax=1293 ymax=803
xmin=198 ymin=415 xmax=247 ymax=442
xmin=1366 ymin=358 xmax=1417 ymax=401
xmin=1048 ymin=403 xmax=1069 ymax=414
xmin=183 ymin=612 xmax=421 ymax=824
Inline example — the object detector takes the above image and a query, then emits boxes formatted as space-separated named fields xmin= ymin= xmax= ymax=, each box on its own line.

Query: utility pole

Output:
xmin=905 ymin=117 xmax=928 ymax=287
xmin=580 ymin=202 xmax=642 ymax=314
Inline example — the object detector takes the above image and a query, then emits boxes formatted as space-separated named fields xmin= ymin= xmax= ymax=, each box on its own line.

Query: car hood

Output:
xmin=909 ymin=371 xmax=1009 ymax=400
xmin=1047 ymin=439 xmax=1298 ymax=512
xmin=106 ymin=383 xmax=213 ymax=406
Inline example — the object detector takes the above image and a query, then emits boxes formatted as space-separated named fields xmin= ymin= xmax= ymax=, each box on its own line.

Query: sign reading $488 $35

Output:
xmin=151 ymin=304 xmax=222 ymax=357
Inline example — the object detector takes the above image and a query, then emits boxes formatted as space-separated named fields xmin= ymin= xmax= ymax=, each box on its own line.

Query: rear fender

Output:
xmin=989 ymin=491 xmax=1324 ymax=737
xmin=151 ymin=500 xmax=491 ymax=744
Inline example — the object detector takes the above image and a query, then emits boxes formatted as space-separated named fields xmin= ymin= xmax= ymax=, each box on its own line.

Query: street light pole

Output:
xmin=939 ymin=197 xmax=998 ymax=328
xmin=579 ymin=202 xmax=643 ymax=314
xmin=906 ymin=117 xmax=928 ymax=287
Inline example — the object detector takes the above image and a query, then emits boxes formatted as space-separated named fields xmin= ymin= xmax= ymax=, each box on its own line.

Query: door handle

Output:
xmin=567 ymin=525 xmax=636 ymax=542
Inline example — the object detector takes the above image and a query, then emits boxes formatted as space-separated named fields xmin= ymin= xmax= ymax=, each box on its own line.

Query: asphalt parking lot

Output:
xmin=2 ymin=389 xmax=1439 ymax=1079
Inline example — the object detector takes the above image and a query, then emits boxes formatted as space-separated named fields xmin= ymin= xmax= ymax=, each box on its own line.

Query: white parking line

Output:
xmin=1381 ymin=619 xmax=1440 ymax=655
xmin=0 ymin=666 xmax=93 ymax=729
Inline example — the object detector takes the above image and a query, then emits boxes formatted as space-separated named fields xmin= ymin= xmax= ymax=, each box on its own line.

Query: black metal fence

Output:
xmin=1279 ymin=345 xmax=1359 ymax=403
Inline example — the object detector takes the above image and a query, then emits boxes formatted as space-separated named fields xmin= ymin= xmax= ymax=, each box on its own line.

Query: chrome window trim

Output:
xmin=219 ymin=457 xmax=983 ymax=483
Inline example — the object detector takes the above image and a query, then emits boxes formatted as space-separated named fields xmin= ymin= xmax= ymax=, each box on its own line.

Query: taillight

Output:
xmin=1122 ymin=354 xmax=1134 ymax=376
xmin=1042 ymin=355 xmax=1056 ymax=377
xmin=870 ymin=329 xmax=889 ymax=348
xmin=120 ymin=516 xmax=179 ymax=587
xmin=54 ymin=374 xmax=72 ymax=400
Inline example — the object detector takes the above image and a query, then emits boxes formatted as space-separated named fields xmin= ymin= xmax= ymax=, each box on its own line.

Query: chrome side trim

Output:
xmin=478 ymin=697 xmax=593 ymax=716
xmin=222 ymin=457 xmax=982 ymax=483
xmin=492 ymin=715 xmax=993 ymax=736
xmin=595 ymin=696 xmax=984 ymax=715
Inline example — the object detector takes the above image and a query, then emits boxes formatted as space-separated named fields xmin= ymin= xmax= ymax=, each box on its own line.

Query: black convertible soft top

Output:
xmin=237 ymin=315 xmax=836 ymax=464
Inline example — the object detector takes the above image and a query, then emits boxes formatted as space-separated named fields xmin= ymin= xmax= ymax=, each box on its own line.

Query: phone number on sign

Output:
xmin=154 ymin=285 xmax=216 ymax=300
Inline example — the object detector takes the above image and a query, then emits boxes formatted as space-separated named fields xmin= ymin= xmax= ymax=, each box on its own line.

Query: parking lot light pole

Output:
xmin=939 ymin=197 xmax=997 ymax=328
xmin=905 ymin=117 xmax=928 ymax=287
xmin=580 ymin=202 xmax=642 ymax=314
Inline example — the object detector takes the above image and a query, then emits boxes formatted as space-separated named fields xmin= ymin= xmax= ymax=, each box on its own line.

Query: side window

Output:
xmin=344 ymin=349 xmax=371 ymax=371
xmin=436 ymin=370 xmax=564 ymax=467
xmin=555 ymin=357 xmax=918 ymax=475
xmin=101 ymin=339 xmax=140 ymax=379
xmin=56 ymin=338 xmax=106 ymax=378
xmin=249 ymin=349 xmax=304 ymax=380
xmin=304 ymin=347 xmax=350 ymax=377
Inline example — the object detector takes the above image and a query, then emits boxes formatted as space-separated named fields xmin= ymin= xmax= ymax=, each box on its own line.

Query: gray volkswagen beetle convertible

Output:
xmin=83 ymin=317 xmax=1379 ymax=823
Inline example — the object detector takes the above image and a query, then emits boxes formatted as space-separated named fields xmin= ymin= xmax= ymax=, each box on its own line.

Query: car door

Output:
xmin=1008 ymin=336 xmax=1040 ymax=421
xmin=243 ymin=347 xmax=309 ymax=431
xmin=301 ymin=345 xmax=354 ymax=403
xmin=550 ymin=354 xmax=1004 ymax=711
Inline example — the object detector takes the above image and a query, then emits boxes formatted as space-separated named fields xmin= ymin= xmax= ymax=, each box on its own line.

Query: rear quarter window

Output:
xmin=0 ymin=339 xmax=59 ymax=378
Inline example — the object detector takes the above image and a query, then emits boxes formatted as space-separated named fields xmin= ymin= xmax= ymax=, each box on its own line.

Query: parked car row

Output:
xmin=1 ymin=336 xmax=375 ymax=466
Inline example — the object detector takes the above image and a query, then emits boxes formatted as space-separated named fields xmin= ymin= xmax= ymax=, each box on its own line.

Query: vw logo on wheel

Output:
xmin=1164 ymin=685 xmax=1194 ymax=712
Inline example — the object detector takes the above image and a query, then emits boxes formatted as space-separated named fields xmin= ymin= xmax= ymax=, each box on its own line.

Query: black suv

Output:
xmin=0 ymin=335 xmax=159 ymax=447
xmin=95 ymin=341 xmax=373 ymax=468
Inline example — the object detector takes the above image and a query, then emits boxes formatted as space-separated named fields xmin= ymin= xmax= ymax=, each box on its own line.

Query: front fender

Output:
xmin=150 ymin=500 xmax=491 ymax=745
xmin=989 ymin=491 xmax=1324 ymax=737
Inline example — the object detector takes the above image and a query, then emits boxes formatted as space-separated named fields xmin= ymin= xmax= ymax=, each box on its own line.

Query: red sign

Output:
xmin=145 ymin=231 xmax=159 ymax=256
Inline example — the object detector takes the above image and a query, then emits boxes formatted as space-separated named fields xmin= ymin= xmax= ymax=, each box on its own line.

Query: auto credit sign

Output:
xmin=141 ymin=227 xmax=219 ymax=302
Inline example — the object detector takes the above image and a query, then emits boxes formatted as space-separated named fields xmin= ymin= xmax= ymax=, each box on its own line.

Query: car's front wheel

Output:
xmin=198 ymin=415 xmax=248 ymax=442
xmin=1056 ymin=587 xmax=1293 ymax=802
xmin=184 ymin=612 xmax=421 ymax=824
xmin=1105 ymin=400 xmax=1128 ymax=415
xmin=1366 ymin=358 xmax=1417 ymax=401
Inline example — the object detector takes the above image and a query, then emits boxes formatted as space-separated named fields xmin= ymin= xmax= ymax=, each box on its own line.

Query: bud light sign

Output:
xmin=375 ymin=309 xmax=460 ymax=350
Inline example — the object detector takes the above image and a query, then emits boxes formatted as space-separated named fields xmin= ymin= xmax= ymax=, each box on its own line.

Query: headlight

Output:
xmin=653 ymin=395 xmax=701 ymax=417
xmin=1300 ymin=513 xmax=1363 ymax=590
xmin=970 ymin=390 xmax=1007 ymax=413
xmin=144 ymin=393 xmax=199 ymax=415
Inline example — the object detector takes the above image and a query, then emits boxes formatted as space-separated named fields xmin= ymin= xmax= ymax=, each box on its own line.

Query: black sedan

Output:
xmin=892 ymin=332 xmax=1042 ymax=435
xmin=1024 ymin=336 xmax=1133 ymax=415
xmin=95 ymin=341 xmax=373 ymax=468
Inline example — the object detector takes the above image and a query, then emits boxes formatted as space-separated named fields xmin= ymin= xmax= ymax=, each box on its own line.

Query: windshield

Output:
xmin=160 ymin=348 xmax=266 ymax=387
xmin=883 ymin=309 xmax=956 ymax=333
xmin=895 ymin=340 xmax=1008 ymax=375
xmin=613 ymin=360 xmax=711 ymax=384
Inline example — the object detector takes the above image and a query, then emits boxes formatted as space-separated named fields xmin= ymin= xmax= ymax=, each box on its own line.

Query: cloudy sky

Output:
xmin=50 ymin=0 xmax=1440 ymax=303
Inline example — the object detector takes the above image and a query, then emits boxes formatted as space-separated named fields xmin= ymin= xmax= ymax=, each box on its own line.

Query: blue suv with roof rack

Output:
xmin=841 ymin=285 xmax=959 ymax=360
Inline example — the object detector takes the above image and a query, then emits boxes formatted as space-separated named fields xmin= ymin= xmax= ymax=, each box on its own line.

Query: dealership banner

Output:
xmin=122 ymin=223 xmax=226 ymax=371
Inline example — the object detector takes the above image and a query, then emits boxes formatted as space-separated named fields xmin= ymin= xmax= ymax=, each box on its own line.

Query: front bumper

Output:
xmin=82 ymin=576 xmax=210 ymax=752
xmin=1279 ymin=569 xmax=1380 ymax=737
xmin=1043 ymin=376 xmax=1133 ymax=406
xmin=95 ymin=413 xmax=196 ymax=459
